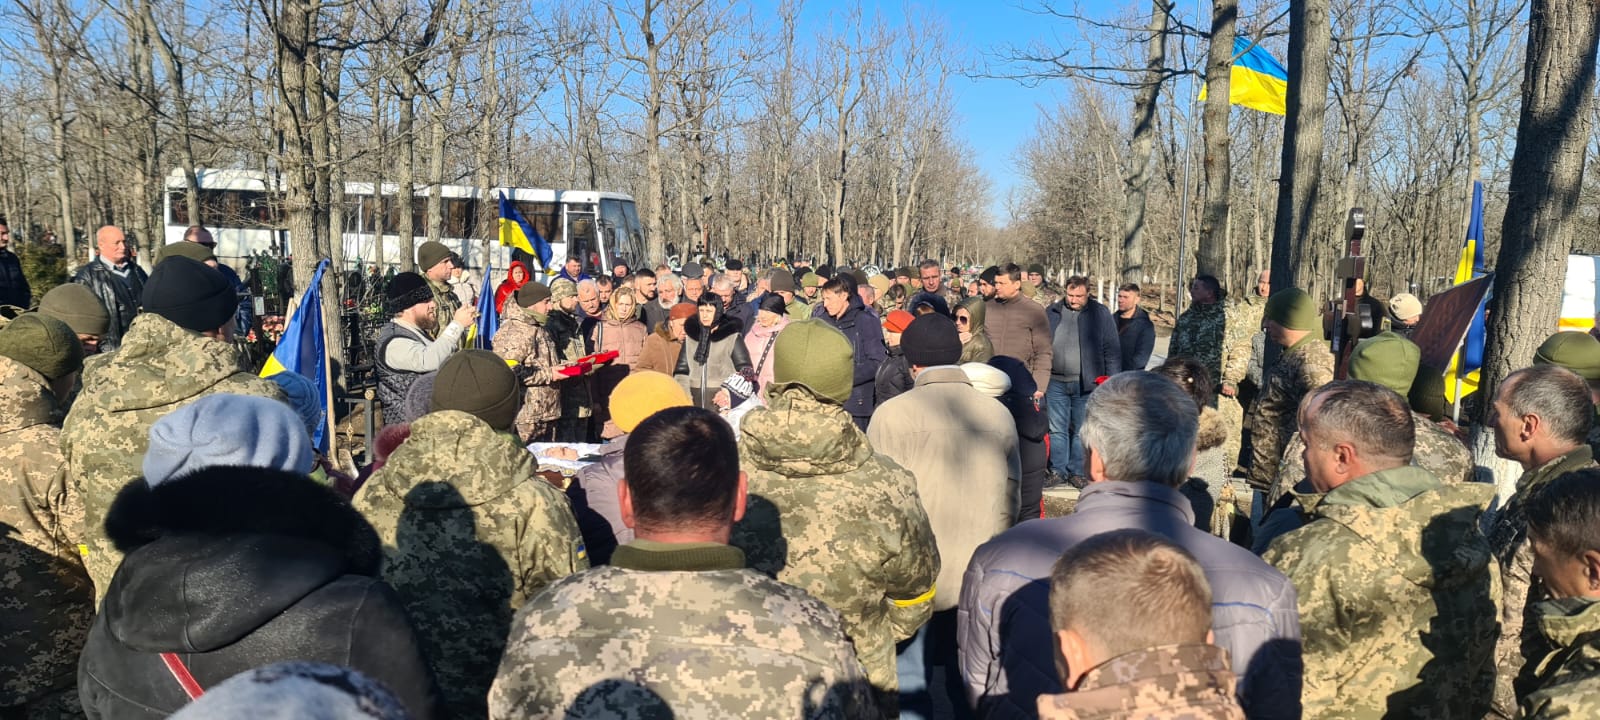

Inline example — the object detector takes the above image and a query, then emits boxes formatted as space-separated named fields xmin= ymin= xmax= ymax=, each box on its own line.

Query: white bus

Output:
xmin=162 ymin=168 xmax=645 ymax=277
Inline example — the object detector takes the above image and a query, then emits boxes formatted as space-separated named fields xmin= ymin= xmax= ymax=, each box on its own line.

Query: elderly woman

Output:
xmin=742 ymin=294 xmax=790 ymax=390
xmin=681 ymin=297 xmax=752 ymax=409
xmin=634 ymin=302 xmax=694 ymax=377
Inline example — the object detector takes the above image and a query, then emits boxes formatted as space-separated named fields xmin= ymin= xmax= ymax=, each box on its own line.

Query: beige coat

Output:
xmin=867 ymin=366 xmax=1019 ymax=611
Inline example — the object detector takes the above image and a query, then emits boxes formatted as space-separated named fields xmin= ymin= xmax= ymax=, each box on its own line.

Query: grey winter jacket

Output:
xmin=957 ymin=480 xmax=1302 ymax=720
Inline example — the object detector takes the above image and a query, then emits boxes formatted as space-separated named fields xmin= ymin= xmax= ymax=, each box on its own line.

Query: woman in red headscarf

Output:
xmin=494 ymin=261 xmax=530 ymax=314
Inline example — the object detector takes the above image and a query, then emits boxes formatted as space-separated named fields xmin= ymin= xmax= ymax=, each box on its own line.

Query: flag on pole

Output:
xmin=498 ymin=192 xmax=553 ymax=273
xmin=470 ymin=263 xmax=499 ymax=350
xmin=261 ymin=258 xmax=331 ymax=452
xmin=1445 ymin=181 xmax=1489 ymax=403
xmin=1198 ymin=37 xmax=1288 ymax=115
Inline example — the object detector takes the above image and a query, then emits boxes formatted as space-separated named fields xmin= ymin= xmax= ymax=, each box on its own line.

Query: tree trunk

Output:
xmin=427 ymin=20 xmax=465 ymax=247
xmin=396 ymin=81 xmax=417 ymax=271
xmin=1477 ymin=0 xmax=1600 ymax=419
xmin=273 ymin=0 xmax=322 ymax=304
xmin=1197 ymin=0 xmax=1237 ymax=283
xmin=641 ymin=0 xmax=667 ymax=263
xmin=1121 ymin=0 xmax=1169 ymax=285
xmin=141 ymin=0 xmax=201 ymax=225
xmin=1269 ymin=0 xmax=1331 ymax=292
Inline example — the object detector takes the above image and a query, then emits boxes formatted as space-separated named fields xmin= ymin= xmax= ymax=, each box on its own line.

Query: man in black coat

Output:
xmin=71 ymin=226 xmax=148 ymax=353
xmin=1114 ymin=282 xmax=1155 ymax=371
xmin=816 ymin=274 xmax=887 ymax=430
xmin=0 ymin=219 xmax=30 ymax=309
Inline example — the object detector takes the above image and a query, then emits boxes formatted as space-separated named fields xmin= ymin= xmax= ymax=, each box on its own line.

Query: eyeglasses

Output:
xmin=956 ymin=317 xmax=969 ymax=324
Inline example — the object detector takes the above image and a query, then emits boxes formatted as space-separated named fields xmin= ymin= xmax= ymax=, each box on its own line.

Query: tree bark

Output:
xmin=1197 ymin=0 xmax=1237 ymax=284
xmin=1121 ymin=0 xmax=1170 ymax=285
xmin=1477 ymin=0 xmax=1600 ymax=419
xmin=1270 ymin=0 xmax=1331 ymax=292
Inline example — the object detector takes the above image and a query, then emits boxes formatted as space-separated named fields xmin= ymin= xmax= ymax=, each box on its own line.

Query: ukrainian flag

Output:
xmin=261 ymin=258 xmax=331 ymax=452
xmin=498 ymin=192 xmax=552 ymax=273
xmin=468 ymin=264 xmax=499 ymax=350
xmin=1199 ymin=37 xmax=1288 ymax=115
xmin=1444 ymin=181 xmax=1489 ymax=403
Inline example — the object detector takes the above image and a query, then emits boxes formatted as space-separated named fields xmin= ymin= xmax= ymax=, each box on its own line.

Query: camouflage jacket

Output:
xmin=1222 ymin=296 xmax=1266 ymax=388
xmin=61 ymin=312 xmax=283 ymax=599
xmin=1487 ymin=446 xmax=1597 ymax=719
xmin=731 ymin=384 xmax=940 ymax=706
xmin=1035 ymin=644 xmax=1245 ymax=720
xmin=547 ymin=309 xmax=592 ymax=418
xmin=0 ymin=356 xmax=93 ymax=706
xmin=1521 ymin=598 xmax=1600 ymax=719
xmin=492 ymin=306 xmax=563 ymax=441
xmin=1263 ymin=466 xmax=1501 ymax=720
xmin=1246 ymin=335 xmax=1334 ymax=490
xmin=429 ymin=277 xmax=467 ymax=349
xmin=1170 ymin=301 xmax=1227 ymax=385
xmin=1266 ymin=411 xmax=1475 ymax=508
xmin=488 ymin=540 xmax=879 ymax=720
xmin=353 ymin=410 xmax=589 ymax=719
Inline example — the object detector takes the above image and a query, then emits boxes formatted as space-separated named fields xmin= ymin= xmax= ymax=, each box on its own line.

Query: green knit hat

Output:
xmin=39 ymin=283 xmax=110 ymax=336
xmin=417 ymin=241 xmax=452 ymax=273
xmin=1409 ymin=366 xmax=1448 ymax=421
xmin=1265 ymin=288 xmax=1320 ymax=331
xmin=156 ymin=241 xmax=215 ymax=265
xmin=0 ymin=313 xmax=84 ymax=381
xmin=772 ymin=319 xmax=854 ymax=404
xmin=1533 ymin=331 xmax=1600 ymax=380
xmin=1349 ymin=331 xmax=1421 ymax=396
xmin=431 ymin=349 xmax=521 ymax=432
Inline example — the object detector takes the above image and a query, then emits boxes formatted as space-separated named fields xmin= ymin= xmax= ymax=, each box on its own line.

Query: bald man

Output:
xmin=71 ymin=226 xmax=149 ymax=352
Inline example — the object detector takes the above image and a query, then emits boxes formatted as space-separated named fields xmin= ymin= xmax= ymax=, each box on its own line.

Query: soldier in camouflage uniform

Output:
xmin=1518 ymin=469 xmax=1600 ymax=719
xmin=1219 ymin=273 xmax=1269 ymax=471
xmin=1168 ymin=275 xmax=1228 ymax=392
xmin=1262 ymin=381 xmax=1501 ymax=720
xmin=1530 ymin=330 xmax=1600 ymax=465
xmin=1263 ymin=332 xmax=1474 ymax=512
xmin=547 ymin=279 xmax=594 ymax=441
xmin=0 ymin=315 xmax=92 ymax=719
xmin=417 ymin=241 xmax=466 ymax=348
xmin=1483 ymin=365 xmax=1598 ymax=719
xmin=490 ymin=406 xmax=877 ymax=719
xmin=1037 ymin=530 xmax=1244 ymax=720
xmin=730 ymin=320 xmax=939 ymax=714
xmin=61 ymin=257 xmax=284 ymax=600
xmin=492 ymin=282 xmax=564 ymax=442
xmin=355 ymin=351 xmax=587 ymax=720
xmin=1246 ymin=288 xmax=1335 ymax=492
xmin=1516 ymin=470 xmax=1600 ymax=720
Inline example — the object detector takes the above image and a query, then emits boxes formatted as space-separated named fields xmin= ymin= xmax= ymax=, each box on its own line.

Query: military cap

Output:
xmin=1533 ymin=331 xmax=1600 ymax=380
xmin=1349 ymin=331 xmax=1421 ymax=396
xmin=515 ymin=282 xmax=551 ymax=307
xmin=1265 ymin=288 xmax=1320 ymax=331
xmin=772 ymin=319 xmax=854 ymax=405
xmin=868 ymin=274 xmax=892 ymax=296
xmin=1027 ymin=263 xmax=1046 ymax=276
xmin=39 ymin=282 xmax=110 ymax=336
xmin=417 ymin=241 xmax=452 ymax=272
xmin=551 ymin=278 xmax=577 ymax=304
xmin=0 ymin=313 xmax=84 ymax=381
xmin=769 ymin=269 xmax=797 ymax=293
xmin=802 ymin=271 xmax=825 ymax=289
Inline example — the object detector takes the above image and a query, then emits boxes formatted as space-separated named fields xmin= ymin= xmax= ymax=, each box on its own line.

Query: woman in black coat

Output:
xmin=78 ymin=466 xmax=442 ymax=719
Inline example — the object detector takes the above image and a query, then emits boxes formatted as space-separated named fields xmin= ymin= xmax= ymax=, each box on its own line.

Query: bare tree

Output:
xmin=1270 ymin=0 xmax=1331 ymax=291
xmin=1196 ymin=0 xmax=1236 ymax=283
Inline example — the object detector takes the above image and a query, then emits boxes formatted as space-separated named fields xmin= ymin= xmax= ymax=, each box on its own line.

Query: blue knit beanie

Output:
xmin=267 ymin=371 xmax=324 ymax=437
xmin=143 ymin=394 xmax=316 ymax=485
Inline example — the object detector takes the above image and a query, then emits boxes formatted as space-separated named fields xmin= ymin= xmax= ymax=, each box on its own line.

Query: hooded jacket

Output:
xmin=0 ymin=356 xmax=93 ymax=708
xmin=61 ymin=312 xmax=284 ymax=599
xmin=960 ymin=480 xmax=1302 ymax=720
xmin=352 ymin=410 xmax=588 ymax=719
xmin=77 ymin=466 xmax=440 ymax=720
xmin=493 ymin=261 xmax=530 ymax=314
xmin=679 ymin=305 xmax=751 ymax=409
xmin=959 ymin=297 xmax=994 ymax=364
xmin=815 ymin=294 xmax=888 ymax=418
xmin=731 ymin=384 xmax=939 ymax=708
xmin=1263 ymin=466 xmax=1501 ymax=719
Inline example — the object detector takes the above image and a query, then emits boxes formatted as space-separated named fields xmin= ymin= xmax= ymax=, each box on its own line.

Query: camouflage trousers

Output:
xmin=1 ymin=686 xmax=85 ymax=720
xmin=1219 ymin=396 xmax=1244 ymax=476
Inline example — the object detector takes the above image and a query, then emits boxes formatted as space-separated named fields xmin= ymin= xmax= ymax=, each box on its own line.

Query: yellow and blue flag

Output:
xmin=261 ymin=258 xmax=331 ymax=452
xmin=1445 ymin=181 xmax=1489 ymax=402
xmin=1199 ymin=37 xmax=1288 ymax=115
xmin=498 ymin=192 xmax=552 ymax=272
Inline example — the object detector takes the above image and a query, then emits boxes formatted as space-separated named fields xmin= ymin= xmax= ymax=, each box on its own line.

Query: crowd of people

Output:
xmin=6 ymin=216 xmax=1600 ymax=720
